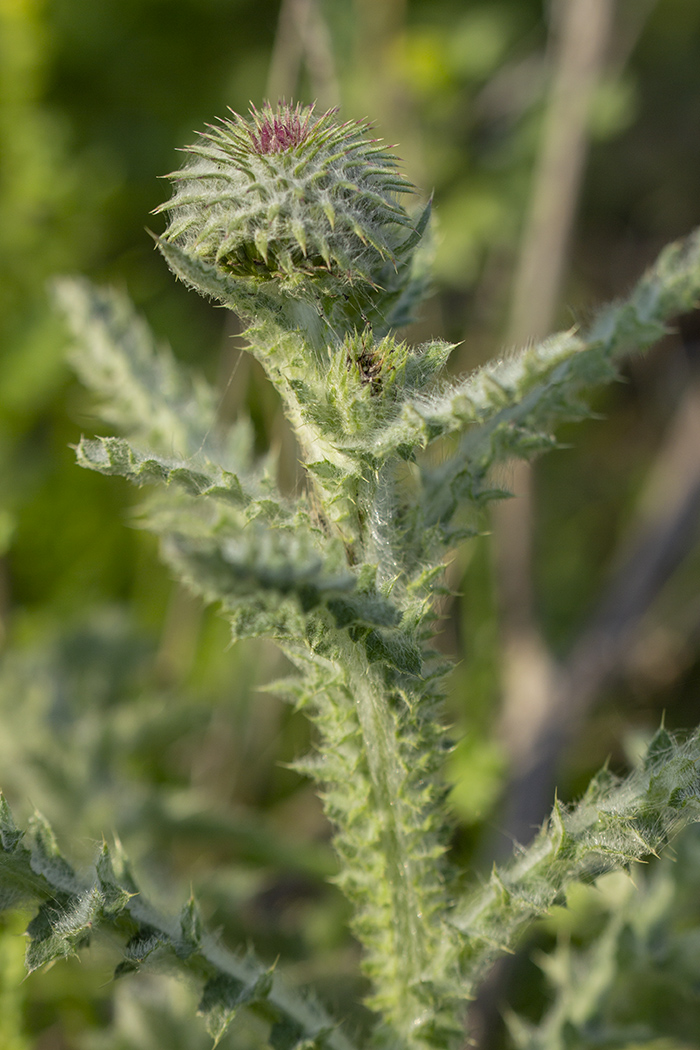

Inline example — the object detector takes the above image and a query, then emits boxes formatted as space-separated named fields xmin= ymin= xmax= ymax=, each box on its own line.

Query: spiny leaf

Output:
xmin=155 ymin=234 xmax=278 ymax=314
xmin=418 ymin=228 xmax=700 ymax=553
xmin=199 ymin=969 xmax=274 ymax=1045
xmin=164 ymin=530 xmax=353 ymax=604
xmin=54 ymin=277 xmax=224 ymax=460
xmin=95 ymin=844 xmax=136 ymax=915
xmin=509 ymin=825 xmax=700 ymax=1048
xmin=270 ymin=1018 xmax=336 ymax=1050
xmin=25 ymin=890 xmax=100 ymax=971
xmin=451 ymin=727 xmax=700 ymax=993
xmin=178 ymin=897 xmax=203 ymax=958
xmin=361 ymin=627 xmax=423 ymax=677
xmin=0 ymin=797 xmax=22 ymax=854
xmin=0 ymin=797 xmax=357 ymax=1050
xmin=76 ymin=435 xmax=250 ymax=506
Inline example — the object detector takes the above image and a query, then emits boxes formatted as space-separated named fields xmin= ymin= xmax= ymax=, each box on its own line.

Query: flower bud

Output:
xmin=156 ymin=102 xmax=422 ymax=298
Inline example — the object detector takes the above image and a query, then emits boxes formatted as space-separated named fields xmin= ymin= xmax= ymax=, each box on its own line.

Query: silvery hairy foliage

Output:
xmin=3 ymin=102 xmax=700 ymax=1050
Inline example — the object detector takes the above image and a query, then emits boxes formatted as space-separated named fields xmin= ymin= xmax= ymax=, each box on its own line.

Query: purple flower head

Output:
xmin=248 ymin=102 xmax=315 ymax=155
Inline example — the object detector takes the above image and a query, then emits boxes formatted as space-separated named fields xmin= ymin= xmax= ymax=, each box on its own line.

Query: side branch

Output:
xmin=452 ymin=727 xmax=700 ymax=993
xmin=0 ymin=796 xmax=356 ymax=1050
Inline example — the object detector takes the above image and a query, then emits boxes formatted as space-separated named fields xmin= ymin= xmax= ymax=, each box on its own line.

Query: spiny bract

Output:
xmin=156 ymin=102 xmax=418 ymax=289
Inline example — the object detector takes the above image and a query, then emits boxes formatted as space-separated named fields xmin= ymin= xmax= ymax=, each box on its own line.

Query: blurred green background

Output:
xmin=2 ymin=0 xmax=700 ymax=1047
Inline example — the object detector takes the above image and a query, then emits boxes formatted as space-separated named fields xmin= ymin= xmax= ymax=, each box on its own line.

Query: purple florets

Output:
xmin=249 ymin=103 xmax=314 ymax=154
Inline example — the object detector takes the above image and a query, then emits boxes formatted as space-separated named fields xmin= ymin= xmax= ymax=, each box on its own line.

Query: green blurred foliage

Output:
xmin=1 ymin=0 xmax=700 ymax=1046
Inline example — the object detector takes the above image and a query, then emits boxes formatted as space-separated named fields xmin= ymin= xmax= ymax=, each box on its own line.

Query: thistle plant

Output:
xmin=3 ymin=101 xmax=700 ymax=1050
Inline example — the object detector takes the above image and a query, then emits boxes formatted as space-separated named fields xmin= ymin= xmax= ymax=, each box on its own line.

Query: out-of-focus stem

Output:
xmin=507 ymin=374 xmax=700 ymax=843
xmin=508 ymin=0 xmax=615 ymax=343
xmin=493 ymin=0 xmax=615 ymax=798
xmin=266 ymin=0 xmax=339 ymax=108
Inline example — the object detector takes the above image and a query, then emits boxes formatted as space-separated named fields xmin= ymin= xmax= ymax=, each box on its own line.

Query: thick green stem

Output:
xmin=361 ymin=463 xmax=398 ymax=586
xmin=332 ymin=635 xmax=456 ymax=1049
xmin=347 ymin=646 xmax=427 ymax=969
